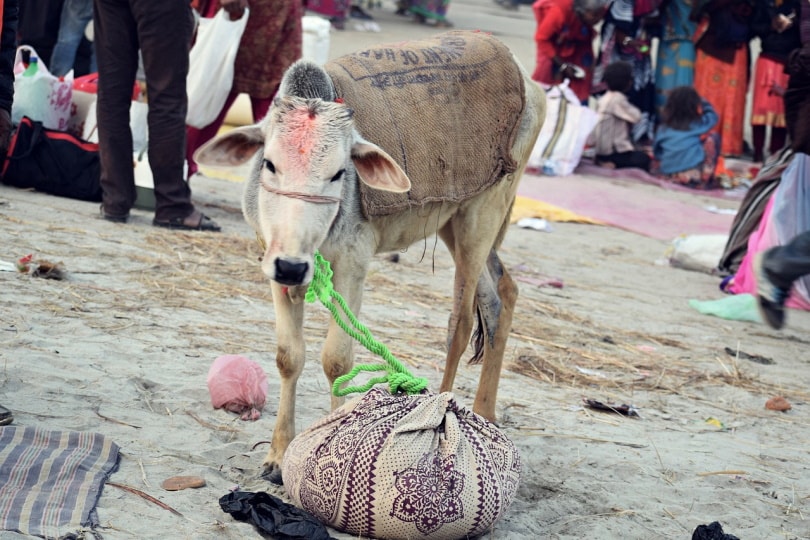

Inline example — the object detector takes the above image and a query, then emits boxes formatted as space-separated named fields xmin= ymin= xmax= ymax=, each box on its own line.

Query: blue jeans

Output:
xmin=49 ymin=0 xmax=95 ymax=77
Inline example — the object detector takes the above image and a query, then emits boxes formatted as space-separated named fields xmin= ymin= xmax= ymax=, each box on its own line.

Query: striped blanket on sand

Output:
xmin=0 ymin=426 xmax=120 ymax=539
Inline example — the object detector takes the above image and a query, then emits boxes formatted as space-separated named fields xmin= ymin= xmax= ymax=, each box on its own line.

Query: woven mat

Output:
xmin=0 ymin=426 xmax=120 ymax=539
xmin=326 ymin=30 xmax=526 ymax=217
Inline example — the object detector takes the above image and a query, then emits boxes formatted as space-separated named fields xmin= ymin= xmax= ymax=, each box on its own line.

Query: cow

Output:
xmin=194 ymin=31 xmax=546 ymax=482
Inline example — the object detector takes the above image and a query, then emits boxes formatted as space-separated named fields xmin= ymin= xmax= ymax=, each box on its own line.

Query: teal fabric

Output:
xmin=689 ymin=294 xmax=763 ymax=323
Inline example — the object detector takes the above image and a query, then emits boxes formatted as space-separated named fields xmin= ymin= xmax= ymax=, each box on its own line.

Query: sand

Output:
xmin=2 ymin=163 xmax=809 ymax=540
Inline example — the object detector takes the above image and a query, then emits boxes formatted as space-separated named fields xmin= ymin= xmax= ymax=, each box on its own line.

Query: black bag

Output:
xmin=1 ymin=116 xmax=102 ymax=202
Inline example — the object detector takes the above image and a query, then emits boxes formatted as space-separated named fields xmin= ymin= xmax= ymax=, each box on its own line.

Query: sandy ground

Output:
xmin=3 ymin=4 xmax=810 ymax=540
xmin=3 ymin=164 xmax=810 ymax=540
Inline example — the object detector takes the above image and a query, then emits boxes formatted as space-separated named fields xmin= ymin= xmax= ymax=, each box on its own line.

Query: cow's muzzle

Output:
xmin=274 ymin=258 xmax=309 ymax=286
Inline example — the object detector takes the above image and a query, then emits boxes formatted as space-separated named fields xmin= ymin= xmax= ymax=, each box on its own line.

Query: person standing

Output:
xmin=185 ymin=0 xmax=302 ymax=181
xmin=303 ymin=0 xmax=350 ymax=29
xmin=591 ymin=0 xmax=659 ymax=144
xmin=49 ymin=0 xmax=95 ymax=77
xmin=749 ymin=0 xmax=801 ymax=162
xmin=531 ymin=0 xmax=607 ymax=104
xmin=654 ymin=0 xmax=697 ymax=118
xmin=690 ymin=0 xmax=755 ymax=157
xmin=407 ymin=0 xmax=454 ymax=26
xmin=0 ymin=0 xmax=20 ymax=425
xmin=94 ymin=0 xmax=220 ymax=231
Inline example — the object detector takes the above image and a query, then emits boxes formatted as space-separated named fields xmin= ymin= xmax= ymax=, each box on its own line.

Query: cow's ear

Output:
xmin=194 ymin=125 xmax=265 ymax=168
xmin=351 ymin=141 xmax=411 ymax=193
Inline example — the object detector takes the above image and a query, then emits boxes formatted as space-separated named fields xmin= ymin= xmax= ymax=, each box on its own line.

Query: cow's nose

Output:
xmin=274 ymin=258 xmax=308 ymax=285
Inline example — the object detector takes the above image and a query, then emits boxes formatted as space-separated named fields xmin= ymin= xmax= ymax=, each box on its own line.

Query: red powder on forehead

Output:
xmin=276 ymin=107 xmax=325 ymax=181
xmin=281 ymin=107 xmax=319 ymax=159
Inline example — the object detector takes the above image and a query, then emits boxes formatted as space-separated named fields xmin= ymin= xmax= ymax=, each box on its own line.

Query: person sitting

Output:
xmin=653 ymin=86 xmax=720 ymax=189
xmin=590 ymin=61 xmax=651 ymax=171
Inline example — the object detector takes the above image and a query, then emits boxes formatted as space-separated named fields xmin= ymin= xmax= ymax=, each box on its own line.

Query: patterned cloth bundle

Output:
xmin=282 ymin=388 xmax=521 ymax=540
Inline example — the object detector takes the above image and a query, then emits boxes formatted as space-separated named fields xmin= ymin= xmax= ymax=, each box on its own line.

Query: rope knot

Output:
xmin=388 ymin=372 xmax=429 ymax=395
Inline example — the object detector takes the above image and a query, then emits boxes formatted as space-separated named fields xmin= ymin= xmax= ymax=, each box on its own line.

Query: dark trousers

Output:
xmin=763 ymin=231 xmax=810 ymax=290
xmin=94 ymin=0 xmax=194 ymax=221
xmin=597 ymin=151 xmax=651 ymax=172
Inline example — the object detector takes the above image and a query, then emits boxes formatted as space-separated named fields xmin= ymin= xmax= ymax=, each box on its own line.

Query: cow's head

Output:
xmin=194 ymin=95 xmax=411 ymax=286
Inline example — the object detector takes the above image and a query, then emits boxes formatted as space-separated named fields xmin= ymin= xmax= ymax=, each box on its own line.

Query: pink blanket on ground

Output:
xmin=573 ymin=162 xmax=747 ymax=200
xmin=517 ymin=171 xmax=735 ymax=241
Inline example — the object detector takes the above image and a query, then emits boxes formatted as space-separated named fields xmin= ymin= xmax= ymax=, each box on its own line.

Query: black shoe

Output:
xmin=0 ymin=404 xmax=12 ymax=426
xmin=100 ymin=205 xmax=129 ymax=223
xmin=754 ymin=252 xmax=788 ymax=329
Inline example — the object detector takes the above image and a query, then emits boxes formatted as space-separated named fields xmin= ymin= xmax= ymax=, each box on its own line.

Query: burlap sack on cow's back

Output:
xmin=282 ymin=388 xmax=521 ymax=540
xmin=324 ymin=30 xmax=526 ymax=218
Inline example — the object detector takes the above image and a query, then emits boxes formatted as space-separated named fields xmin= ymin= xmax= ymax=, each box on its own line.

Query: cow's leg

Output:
xmin=438 ymin=189 xmax=518 ymax=422
xmin=319 ymin=254 xmax=368 ymax=411
xmin=263 ymin=280 xmax=305 ymax=483
xmin=437 ymin=219 xmax=492 ymax=404
xmin=472 ymin=249 xmax=518 ymax=422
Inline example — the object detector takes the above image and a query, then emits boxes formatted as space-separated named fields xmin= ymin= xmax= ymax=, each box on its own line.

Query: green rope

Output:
xmin=305 ymin=252 xmax=429 ymax=398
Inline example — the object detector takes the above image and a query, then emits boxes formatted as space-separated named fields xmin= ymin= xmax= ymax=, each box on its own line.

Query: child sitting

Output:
xmin=590 ymin=61 xmax=651 ymax=171
xmin=653 ymin=86 xmax=720 ymax=189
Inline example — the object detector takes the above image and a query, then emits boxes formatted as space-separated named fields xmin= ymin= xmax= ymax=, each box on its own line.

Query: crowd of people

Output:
xmin=529 ymin=0 xmax=807 ymax=189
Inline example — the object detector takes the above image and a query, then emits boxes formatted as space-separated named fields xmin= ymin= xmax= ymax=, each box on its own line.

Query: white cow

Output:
xmin=195 ymin=31 xmax=546 ymax=482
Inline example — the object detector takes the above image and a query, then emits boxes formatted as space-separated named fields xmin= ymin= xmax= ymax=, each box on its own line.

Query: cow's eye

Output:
xmin=330 ymin=169 xmax=345 ymax=182
xmin=264 ymin=159 xmax=276 ymax=173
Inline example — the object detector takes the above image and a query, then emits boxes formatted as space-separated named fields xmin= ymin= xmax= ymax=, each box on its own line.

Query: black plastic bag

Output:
xmin=692 ymin=521 xmax=740 ymax=540
xmin=219 ymin=490 xmax=335 ymax=540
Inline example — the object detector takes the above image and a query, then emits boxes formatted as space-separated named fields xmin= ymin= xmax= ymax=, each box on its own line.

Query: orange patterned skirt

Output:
xmin=693 ymin=46 xmax=749 ymax=156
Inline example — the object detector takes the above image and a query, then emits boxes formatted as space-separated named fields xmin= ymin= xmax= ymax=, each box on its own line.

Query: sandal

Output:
xmin=0 ymin=404 xmax=12 ymax=426
xmin=153 ymin=210 xmax=221 ymax=232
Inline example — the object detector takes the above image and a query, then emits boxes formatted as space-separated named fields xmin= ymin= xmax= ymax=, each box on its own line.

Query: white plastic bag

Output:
xmin=528 ymin=80 xmax=598 ymax=176
xmin=302 ymin=15 xmax=331 ymax=65
xmin=12 ymin=46 xmax=73 ymax=131
xmin=186 ymin=8 xmax=249 ymax=129
xmin=82 ymin=98 xmax=149 ymax=154
xmin=667 ymin=234 xmax=729 ymax=274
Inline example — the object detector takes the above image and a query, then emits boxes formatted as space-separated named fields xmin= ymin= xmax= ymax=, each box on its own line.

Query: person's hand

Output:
xmin=769 ymin=82 xmax=786 ymax=96
xmin=772 ymin=13 xmax=794 ymax=33
xmin=0 ymin=109 xmax=12 ymax=156
xmin=559 ymin=63 xmax=585 ymax=80
xmin=221 ymin=0 xmax=248 ymax=20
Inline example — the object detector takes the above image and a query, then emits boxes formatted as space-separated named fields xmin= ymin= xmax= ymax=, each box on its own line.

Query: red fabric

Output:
xmin=751 ymin=55 xmax=788 ymax=127
xmin=531 ymin=0 xmax=595 ymax=102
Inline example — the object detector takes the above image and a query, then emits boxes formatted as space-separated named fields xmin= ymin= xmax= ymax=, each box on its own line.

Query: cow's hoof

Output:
xmin=261 ymin=463 xmax=284 ymax=485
